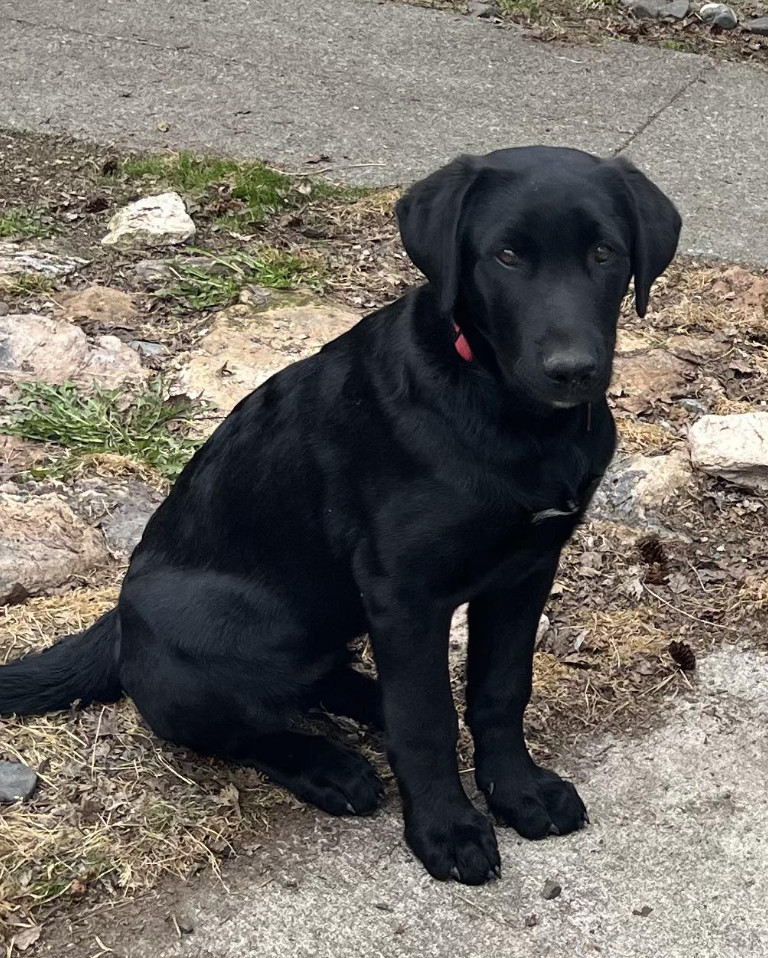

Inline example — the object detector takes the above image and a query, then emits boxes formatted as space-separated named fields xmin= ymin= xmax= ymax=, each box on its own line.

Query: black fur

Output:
xmin=0 ymin=146 xmax=680 ymax=884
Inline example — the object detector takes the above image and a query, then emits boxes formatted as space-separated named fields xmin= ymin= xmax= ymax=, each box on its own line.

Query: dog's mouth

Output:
xmin=504 ymin=365 xmax=610 ymax=413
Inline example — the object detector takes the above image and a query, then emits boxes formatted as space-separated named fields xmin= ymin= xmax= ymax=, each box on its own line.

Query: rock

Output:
xmin=0 ymin=314 xmax=148 ymax=395
xmin=130 ymin=259 xmax=177 ymax=290
xmin=130 ymin=340 xmax=169 ymax=358
xmin=69 ymin=478 xmax=162 ymax=557
xmin=666 ymin=334 xmax=729 ymax=365
xmin=468 ymin=1 xmax=497 ymax=16
xmin=176 ymin=916 xmax=195 ymax=935
xmin=542 ymin=879 xmax=562 ymax=901
xmin=102 ymin=193 xmax=196 ymax=248
xmin=688 ymin=413 xmax=768 ymax=493
xmin=59 ymin=286 xmax=138 ymax=327
xmin=745 ymin=16 xmax=768 ymax=34
xmin=699 ymin=3 xmax=738 ymax=27
xmin=535 ymin=613 xmax=551 ymax=649
xmin=0 ymin=761 xmax=37 ymax=803
xmin=590 ymin=450 xmax=692 ymax=525
xmin=179 ymin=302 xmax=359 ymax=423
xmin=610 ymin=349 xmax=693 ymax=414
xmin=130 ymin=255 xmax=232 ymax=292
xmin=659 ymin=0 xmax=690 ymax=17
xmin=626 ymin=0 xmax=666 ymax=17
xmin=82 ymin=335 xmax=149 ymax=390
xmin=0 ymin=243 xmax=87 ymax=279
xmin=0 ymin=489 xmax=110 ymax=604
xmin=678 ymin=397 xmax=709 ymax=417
xmin=0 ymin=302 xmax=9 ymax=316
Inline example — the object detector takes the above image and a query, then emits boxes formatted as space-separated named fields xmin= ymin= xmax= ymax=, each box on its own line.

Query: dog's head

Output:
xmin=396 ymin=147 xmax=681 ymax=410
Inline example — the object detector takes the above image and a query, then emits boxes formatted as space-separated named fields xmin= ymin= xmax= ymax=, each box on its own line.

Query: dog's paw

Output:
xmin=405 ymin=803 xmax=500 ymax=885
xmin=483 ymin=766 xmax=588 ymax=839
xmin=293 ymin=744 xmax=384 ymax=817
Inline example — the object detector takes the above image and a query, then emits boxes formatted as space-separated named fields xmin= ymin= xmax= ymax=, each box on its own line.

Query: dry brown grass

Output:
xmin=0 ymin=589 xmax=299 ymax=939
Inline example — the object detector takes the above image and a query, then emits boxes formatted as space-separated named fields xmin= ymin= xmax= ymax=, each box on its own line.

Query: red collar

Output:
xmin=452 ymin=321 xmax=473 ymax=362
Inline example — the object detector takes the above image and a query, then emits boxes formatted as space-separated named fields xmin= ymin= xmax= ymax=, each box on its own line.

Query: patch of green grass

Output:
xmin=0 ymin=207 xmax=55 ymax=240
xmin=660 ymin=38 xmax=696 ymax=52
xmin=119 ymin=151 xmax=372 ymax=226
xmin=0 ymin=272 xmax=57 ymax=297
xmin=5 ymin=380 xmax=199 ymax=479
xmin=154 ymin=248 xmax=323 ymax=311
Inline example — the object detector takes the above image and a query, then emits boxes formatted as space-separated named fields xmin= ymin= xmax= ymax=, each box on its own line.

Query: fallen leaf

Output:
xmin=13 ymin=926 xmax=42 ymax=951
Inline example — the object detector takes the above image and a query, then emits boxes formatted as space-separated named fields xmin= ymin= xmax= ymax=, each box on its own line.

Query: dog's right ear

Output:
xmin=395 ymin=155 xmax=478 ymax=318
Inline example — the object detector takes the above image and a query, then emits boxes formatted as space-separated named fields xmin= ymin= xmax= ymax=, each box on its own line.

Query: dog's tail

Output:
xmin=0 ymin=608 xmax=122 ymax=716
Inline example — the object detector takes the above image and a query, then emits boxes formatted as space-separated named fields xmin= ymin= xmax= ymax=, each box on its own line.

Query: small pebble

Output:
xmin=468 ymin=1 xmax=497 ymax=16
xmin=525 ymin=913 xmax=539 ymax=927
xmin=745 ymin=16 xmax=768 ymax=34
xmin=542 ymin=879 xmax=562 ymax=901
xmin=0 ymin=301 xmax=9 ymax=316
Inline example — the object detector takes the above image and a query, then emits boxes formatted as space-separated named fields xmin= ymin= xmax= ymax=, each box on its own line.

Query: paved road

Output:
xmin=41 ymin=648 xmax=768 ymax=958
xmin=3 ymin=0 xmax=767 ymax=263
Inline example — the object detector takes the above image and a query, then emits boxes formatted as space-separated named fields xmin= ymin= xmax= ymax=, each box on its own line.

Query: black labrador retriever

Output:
xmin=0 ymin=146 xmax=680 ymax=885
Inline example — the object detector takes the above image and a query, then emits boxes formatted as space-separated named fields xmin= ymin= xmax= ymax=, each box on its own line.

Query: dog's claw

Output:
xmin=346 ymin=802 xmax=357 ymax=814
xmin=548 ymin=824 xmax=561 ymax=836
xmin=449 ymin=866 xmax=462 ymax=881
xmin=582 ymin=811 xmax=590 ymax=827
xmin=487 ymin=781 xmax=495 ymax=797
xmin=493 ymin=865 xmax=502 ymax=880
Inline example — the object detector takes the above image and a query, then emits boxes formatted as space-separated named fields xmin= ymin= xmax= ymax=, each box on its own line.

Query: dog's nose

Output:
xmin=542 ymin=350 xmax=597 ymax=388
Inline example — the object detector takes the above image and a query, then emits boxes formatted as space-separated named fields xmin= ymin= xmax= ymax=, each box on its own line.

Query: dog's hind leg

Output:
xmin=117 ymin=568 xmax=384 ymax=816
xmin=318 ymin=667 xmax=383 ymax=729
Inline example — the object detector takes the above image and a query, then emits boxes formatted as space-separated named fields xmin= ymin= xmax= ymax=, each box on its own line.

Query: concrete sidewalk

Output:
xmin=40 ymin=648 xmax=768 ymax=958
xmin=3 ymin=0 xmax=767 ymax=264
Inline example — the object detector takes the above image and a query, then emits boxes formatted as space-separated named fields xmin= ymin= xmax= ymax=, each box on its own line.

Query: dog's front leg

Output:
xmin=466 ymin=549 xmax=589 ymax=838
xmin=365 ymin=582 xmax=500 ymax=885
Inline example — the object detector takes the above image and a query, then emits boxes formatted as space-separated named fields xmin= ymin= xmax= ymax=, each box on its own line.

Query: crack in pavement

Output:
xmin=613 ymin=59 xmax=718 ymax=156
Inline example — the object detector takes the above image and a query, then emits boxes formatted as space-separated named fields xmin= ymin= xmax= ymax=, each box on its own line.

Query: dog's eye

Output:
xmin=593 ymin=244 xmax=612 ymax=264
xmin=496 ymin=249 xmax=522 ymax=268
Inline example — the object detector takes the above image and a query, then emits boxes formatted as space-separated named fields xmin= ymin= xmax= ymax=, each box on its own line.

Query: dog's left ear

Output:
xmin=396 ymin=155 xmax=479 ymax=318
xmin=610 ymin=156 xmax=682 ymax=318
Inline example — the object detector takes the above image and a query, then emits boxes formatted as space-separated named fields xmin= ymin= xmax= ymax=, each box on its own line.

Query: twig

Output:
xmin=268 ymin=161 xmax=387 ymax=178
xmin=308 ymin=162 xmax=388 ymax=176
xmin=638 ymin=672 xmax=678 ymax=698
xmin=454 ymin=893 xmax=515 ymax=928
xmin=90 ymin=705 xmax=107 ymax=779
xmin=642 ymin=585 xmax=740 ymax=633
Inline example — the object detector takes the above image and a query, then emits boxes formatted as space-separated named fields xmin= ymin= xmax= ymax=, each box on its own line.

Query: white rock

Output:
xmin=102 ymin=192 xmax=196 ymax=248
xmin=699 ymin=3 xmax=738 ymax=27
xmin=688 ymin=413 xmax=768 ymax=492
xmin=0 ymin=243 xmax=87 ymax=278
xmin=0 ymin=314 xmax=148 ymax=394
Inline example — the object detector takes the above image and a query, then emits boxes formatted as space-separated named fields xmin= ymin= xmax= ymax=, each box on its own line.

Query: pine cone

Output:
xmin=637 ymin=534 xmax=669 ymax=584
xmin=637 ymin=534 xmax=667 ymax=567
xmin=668 ymin=640 xmax=696 ymax=671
